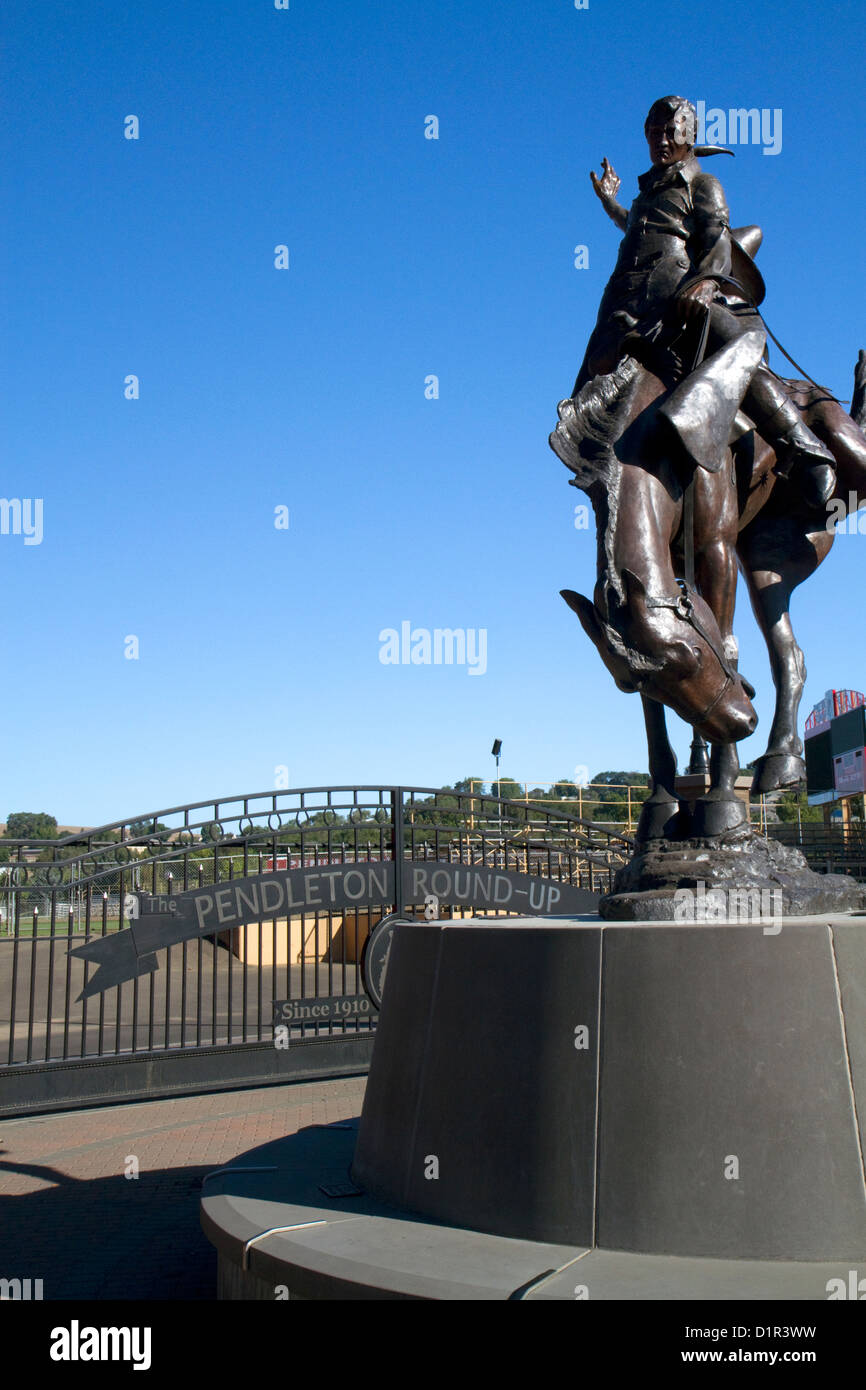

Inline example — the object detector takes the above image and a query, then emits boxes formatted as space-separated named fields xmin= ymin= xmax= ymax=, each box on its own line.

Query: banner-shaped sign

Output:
xmin=68 ymin=860 xmax=597 ymax=998
xmin=397 ymin=860 xmax=592 ymax=917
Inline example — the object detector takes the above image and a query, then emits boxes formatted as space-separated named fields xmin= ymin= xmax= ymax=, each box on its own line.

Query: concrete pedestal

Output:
xmin=353 ymin=916 xmax=866 ymax=1261
xmin=202 ymin=913 xmax=866 ymax=1298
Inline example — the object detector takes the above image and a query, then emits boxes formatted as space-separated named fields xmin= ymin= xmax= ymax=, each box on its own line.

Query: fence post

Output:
xmin=391 ymin=788 xmax=405 ymax=917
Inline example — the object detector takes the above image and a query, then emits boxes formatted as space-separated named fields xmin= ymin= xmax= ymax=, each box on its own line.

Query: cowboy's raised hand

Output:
xmin=590 ymin=157 xmax=621 ymax=204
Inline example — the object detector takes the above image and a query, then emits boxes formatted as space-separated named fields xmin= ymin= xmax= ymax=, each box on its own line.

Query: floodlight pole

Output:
xmin=491 ymin=738 xmax=503 ymax=840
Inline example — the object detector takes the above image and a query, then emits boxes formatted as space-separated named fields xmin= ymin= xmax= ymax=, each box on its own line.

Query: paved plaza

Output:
xmin=0 ymin=1077 xmax=366 ymax=1300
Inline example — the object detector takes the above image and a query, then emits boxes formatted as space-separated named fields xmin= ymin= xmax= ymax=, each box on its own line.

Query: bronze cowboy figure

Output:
xmin=576 ymin=94 xmax=835 ymax=508
xmin=551 ymin=94 xmax=866 ymax=859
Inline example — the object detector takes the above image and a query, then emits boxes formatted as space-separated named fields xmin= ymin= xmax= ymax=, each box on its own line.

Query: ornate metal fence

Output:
xmin=0 ymin=786 xmax=632 ymax=1115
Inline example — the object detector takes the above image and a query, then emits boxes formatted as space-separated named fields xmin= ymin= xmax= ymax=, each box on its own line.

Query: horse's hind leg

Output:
xmin=636 ymin=695 xmax=682 ymax=842
xmin=736 ymin=380 xmax=854 ymax=794
xmin=850 ymin=349 xmax=866 ymax=435
xmin=742 ymin=568 xmax=808 ymax=792
xmin=810 ymin=358 xmax=866 ymax=504
xmin=739 ymin=518 xmax=827 ymax=793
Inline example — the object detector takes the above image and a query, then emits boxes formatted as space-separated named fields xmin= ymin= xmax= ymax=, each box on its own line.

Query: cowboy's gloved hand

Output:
xmin=678 ymin=279 xmax=716 ymax=324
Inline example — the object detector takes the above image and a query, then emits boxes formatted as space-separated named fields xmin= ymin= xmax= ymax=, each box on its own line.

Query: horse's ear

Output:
xmin=561 ymin=589 xmax=603 ymax=642
xmin=620 ymin=569 xmax=648 ymax=606
xmin=562 ymin=589 xmax=639 ymax=693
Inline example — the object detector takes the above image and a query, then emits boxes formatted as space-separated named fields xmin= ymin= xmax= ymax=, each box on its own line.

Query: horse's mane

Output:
xmin=549 ymin=356 xmax=667 ymax=676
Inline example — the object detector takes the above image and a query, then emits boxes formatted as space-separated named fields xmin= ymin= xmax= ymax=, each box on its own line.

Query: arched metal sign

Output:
xmin=70 ymin=859 xmax=598 ymax=999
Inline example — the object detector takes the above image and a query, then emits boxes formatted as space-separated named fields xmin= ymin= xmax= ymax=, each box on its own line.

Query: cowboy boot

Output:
xmin=745 ymin=370 xmax=836 ymax=508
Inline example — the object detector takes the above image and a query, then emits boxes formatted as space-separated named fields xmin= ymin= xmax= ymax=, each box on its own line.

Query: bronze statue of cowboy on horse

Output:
xmin=551 ymin=95 xmax=866 ymax=844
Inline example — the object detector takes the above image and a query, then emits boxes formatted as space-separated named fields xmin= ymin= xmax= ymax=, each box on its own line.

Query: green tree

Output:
xmin=5 ymin=811 xmax=58 ymax=840
xmin=590 ymin=771 xmax=650 ymax=787
xmin=494 ymin=776 xmax=524 ymax=802
xmin=586 ymin=772 xmax=649 ymax=823
xmin=453 ymin=777 xmax=485 ymax=794
xmin=774 ymin=791 xmax=822 ymax=823
xmin=127 ymin=819 xmax=170 ymax=838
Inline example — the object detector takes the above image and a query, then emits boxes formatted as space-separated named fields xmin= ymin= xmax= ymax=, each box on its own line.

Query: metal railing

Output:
xmin=770 ymin=821 xmax=866 ymax=880
xmin=0 ymin=785 xmax=630 ymax=1113
xmin=463 ymin=779 xmax=648 ymax=833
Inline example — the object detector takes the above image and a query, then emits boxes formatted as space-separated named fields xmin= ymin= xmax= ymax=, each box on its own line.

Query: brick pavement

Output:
xmin=0 ymin=1077 xmax=367 ymax=1300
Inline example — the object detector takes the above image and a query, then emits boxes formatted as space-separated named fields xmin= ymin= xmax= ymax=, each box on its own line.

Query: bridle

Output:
xmin=639 ymin=582 xmax=745 ymax=726
xmin=612 ymin=305 xmax=752 ymax=727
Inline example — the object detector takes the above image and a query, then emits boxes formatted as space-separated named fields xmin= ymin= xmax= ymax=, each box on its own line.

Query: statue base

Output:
xmin=352 ymin=917 xmax=866 ymax=1260
xmin=202 ymin=915 xmax=866 ymax=1297
xmin=600 ymin=829 xmax=866 ymax=921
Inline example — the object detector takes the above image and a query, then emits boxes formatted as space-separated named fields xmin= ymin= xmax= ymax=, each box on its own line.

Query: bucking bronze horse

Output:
xmin=550 ymin=345 xmax=866 ymax=842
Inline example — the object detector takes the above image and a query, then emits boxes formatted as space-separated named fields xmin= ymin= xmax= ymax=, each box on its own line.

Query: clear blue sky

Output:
xmin=1 ymin=0 xmax=863 ymax=825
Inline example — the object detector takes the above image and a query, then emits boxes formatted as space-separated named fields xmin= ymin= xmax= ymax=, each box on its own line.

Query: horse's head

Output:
xmin=562 ymin=571 xmax=757 ymax=743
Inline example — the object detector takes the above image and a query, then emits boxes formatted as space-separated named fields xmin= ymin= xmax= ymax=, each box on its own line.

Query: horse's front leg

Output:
xmin=692 ymin=458 xmax=740 ymax=667
xmin=690 ymin=460 xmax=750 ymax=835
xmin=695 ymin=738 xmax=750 ymax=834
xmin=635 ymin=695 xmax=683 ymax=843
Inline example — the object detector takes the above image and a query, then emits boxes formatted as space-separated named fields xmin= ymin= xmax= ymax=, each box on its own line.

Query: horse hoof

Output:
xmin=635 ymin=798 xmax=683 ymax=843
xmin=750 ymin=754 xmax=806 ymax=794
xmin=692 ymin=795 xmax=749 ymax=838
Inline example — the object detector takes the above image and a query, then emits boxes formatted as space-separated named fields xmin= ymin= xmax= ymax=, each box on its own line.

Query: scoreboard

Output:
xmin=805 ymin=690 xmax=866 ymax=804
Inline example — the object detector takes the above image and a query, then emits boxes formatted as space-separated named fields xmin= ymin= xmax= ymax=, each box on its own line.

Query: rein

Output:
xmin=679 ymin=305 xmax=712 ymax=589
xmin=760 ymin=317 xmax=843 ymax=401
